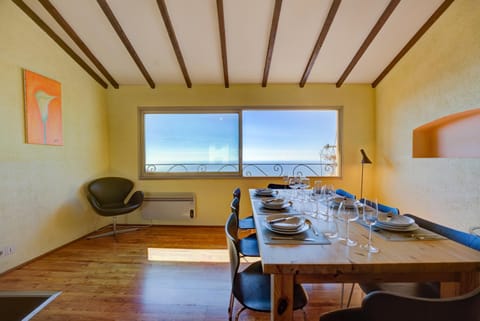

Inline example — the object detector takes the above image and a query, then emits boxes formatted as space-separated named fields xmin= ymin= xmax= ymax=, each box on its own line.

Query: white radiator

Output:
xmin=142 ymin=192 xmax=196 ymax=220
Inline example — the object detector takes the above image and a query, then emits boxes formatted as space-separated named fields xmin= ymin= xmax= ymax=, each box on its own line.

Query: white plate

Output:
xmin=266 ymin=215 xmax=305 ymax=231
xmin=264 ymin=221 xmax=309 ymax=235
xmin=255 ymin=188 xmax=275 ymax=196
xmin=377 ymin=213 xmax=415 ymax=227
xmin=262 ymin=199 xmax=291 ymax=210
xmin=375 ymin=222 xmax=419 ymax=232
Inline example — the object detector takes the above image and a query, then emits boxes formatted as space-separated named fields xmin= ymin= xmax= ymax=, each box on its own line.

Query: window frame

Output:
xmin=138 ymin=106 xmax=342 ymax=179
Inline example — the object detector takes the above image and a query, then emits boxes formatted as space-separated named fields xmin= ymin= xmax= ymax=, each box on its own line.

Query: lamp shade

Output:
xmin=360 ymin=149 xmax=372 ymax=164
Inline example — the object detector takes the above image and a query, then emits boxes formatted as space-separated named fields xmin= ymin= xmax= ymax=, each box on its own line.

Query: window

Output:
xmin=139 ymin=107 xmax=340 ymax=178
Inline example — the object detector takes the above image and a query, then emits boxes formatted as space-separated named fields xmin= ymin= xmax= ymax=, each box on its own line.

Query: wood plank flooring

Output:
xmin=0 ymin=226 xmax=363 ymax=321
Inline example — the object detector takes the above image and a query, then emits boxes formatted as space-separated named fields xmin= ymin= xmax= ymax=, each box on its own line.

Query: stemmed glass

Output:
xmin=361 ymin=199 xmax=379 ymax=253
xmin=337 ymin=198 xmax=359 ymax=246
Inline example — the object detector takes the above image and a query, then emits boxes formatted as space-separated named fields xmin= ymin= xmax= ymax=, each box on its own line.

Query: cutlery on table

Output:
xmin=269 ymin=216 xmax=296 ymax=223
xmin=305 ymin=219 xmax=319 ymax=236
xmin=271 ymin=236 xmax=315 ymax=241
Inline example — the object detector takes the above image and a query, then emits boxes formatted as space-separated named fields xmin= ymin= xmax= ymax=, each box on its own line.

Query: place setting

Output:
xmin=261 ymin=213 xmax=331 ymax=245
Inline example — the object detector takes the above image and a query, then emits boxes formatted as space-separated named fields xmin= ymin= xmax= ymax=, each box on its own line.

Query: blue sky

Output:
xmin=144 ymin=110 xmax=337 ymax=164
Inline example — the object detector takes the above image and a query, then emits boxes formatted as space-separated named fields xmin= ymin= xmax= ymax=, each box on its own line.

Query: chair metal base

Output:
xmin=87 ymin=226 xmax=141 ymax=239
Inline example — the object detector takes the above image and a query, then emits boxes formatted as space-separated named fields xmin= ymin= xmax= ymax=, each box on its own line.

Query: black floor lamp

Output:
xmin=360 ymin=149 xmax=372 ymax=200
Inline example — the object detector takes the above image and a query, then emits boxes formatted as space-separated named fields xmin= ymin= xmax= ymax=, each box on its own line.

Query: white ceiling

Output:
xmin=18 ymin=0 xmax=449 ymax=89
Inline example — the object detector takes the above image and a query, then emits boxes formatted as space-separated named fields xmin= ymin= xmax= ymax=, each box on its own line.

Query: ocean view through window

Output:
xmin=139 ymin=107 xmax=340 ymax=178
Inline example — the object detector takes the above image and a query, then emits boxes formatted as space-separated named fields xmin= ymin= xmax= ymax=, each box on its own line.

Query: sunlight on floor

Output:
xmin=148 ymin=248 xmax=230 ymax=263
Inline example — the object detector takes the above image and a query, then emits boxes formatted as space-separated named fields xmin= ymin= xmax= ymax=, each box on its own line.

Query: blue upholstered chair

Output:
xmin=225 ymin=209 xmax=260 ymax=258
xmin=232 ymin=188 xmax=255 ymax=229
xmin=359 ymin=198 xmax=400 ymax=215
xmin=336 ymin=189 xmax=356 ymax=199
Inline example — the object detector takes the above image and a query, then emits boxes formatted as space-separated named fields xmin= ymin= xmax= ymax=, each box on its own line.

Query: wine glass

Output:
xmin=337 ymin=198 xmax=359 ymax=246
xmin=361 ymin=199 xmax=379 ymax=253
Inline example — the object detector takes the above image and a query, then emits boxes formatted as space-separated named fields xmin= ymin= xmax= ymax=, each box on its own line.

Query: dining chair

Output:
xmin=225 ymin=211 xmax=260 ymax=258
xmin=267 ymin=183 xmax=291 ymax=189
xmin=86 ymin=177 xmax=144 ymax=239
xmin=232 ymin=188 xmax=255 ymax=229
xmin=225 ymin=215 xmax=308 ymax=321
xmin=335 ymin=189 xmax=356 ymax=199
xmin=319 ymin=287 xmax=480 ymax=321
xmin=357 ymin=214 xmax=480 ymax=300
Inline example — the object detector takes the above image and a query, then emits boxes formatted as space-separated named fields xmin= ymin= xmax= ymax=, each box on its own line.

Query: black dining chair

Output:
xmin=267 ymin=183 xmax=291 ymax=189
xmin=319 ymin=287 xmax=480 ymax=321
xmin=225 ymin=213 xmax=308 ymax=321
xmin=232 ymin=187 xmax=255 ymax=229
xmin=357 ymin=214 xmax=480 ymax=300
xmin=226 ymin=211 xmax=260 ymax=258
xmin=86 ymin=177 xmax=144 ymax=239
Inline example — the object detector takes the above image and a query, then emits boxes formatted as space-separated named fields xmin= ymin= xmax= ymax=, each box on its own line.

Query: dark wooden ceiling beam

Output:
xmin=156 ymin=0 xmax=192 ymax=88
xmin=39 ymin=0 xmax=119 ymax=89
xmin=12 ymin=0 xmax=108 ymax=89
xmin=97 ymin=0 xmax=155 ymax=89
xmin=262 ymin=0 xmax=282 ymax=87
xmin=336 ymin=0 xmax=400 ymax=88
xmin=372 ymin=0 xmax=455 ymax=88
xmin=216 ymin=0 xmax=229 ymax=88
xmin=299 ymin=0 xmax=341 ymax=88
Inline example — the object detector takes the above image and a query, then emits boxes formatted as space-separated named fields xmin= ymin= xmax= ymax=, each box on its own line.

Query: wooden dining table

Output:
xmin=249 ymin=189 xmax=480 ymax=321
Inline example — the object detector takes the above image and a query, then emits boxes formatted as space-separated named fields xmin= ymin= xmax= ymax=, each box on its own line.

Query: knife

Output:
xmin=269 ymin=216 xmax=295 ymax=224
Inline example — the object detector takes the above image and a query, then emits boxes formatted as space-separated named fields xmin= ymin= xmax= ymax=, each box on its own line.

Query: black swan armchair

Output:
xmin=86 ymin=177 xmax=144 ymax=239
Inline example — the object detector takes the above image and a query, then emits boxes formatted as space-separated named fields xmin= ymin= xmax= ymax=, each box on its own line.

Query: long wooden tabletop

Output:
xmin=249 ymin=189 xmax=480 ymax=321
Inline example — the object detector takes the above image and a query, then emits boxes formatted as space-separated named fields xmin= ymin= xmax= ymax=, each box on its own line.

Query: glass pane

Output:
xmin=242 ymin=110 xmax=338 ymax=177
xmin=144 ymin=113 xmax=239 ymax=174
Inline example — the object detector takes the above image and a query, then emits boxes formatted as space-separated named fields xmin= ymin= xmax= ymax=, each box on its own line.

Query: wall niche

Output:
xmin=412 ymin=108 xmax=480 ymax=158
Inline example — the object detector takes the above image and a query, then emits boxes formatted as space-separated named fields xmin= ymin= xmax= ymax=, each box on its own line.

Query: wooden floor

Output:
xmin=0 ymin=226 xmax=363 ymax=321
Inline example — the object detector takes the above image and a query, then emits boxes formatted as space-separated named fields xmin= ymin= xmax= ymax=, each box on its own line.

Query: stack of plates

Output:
xmin=261 ymin=198 xmax=291 ymax=210
xmin=375 ymin=213 xmax=419 ymax=231
xmin=265 ymin=214 xmax=308 ymax=235
xmin=332 ymin=197 xmax=357 ymax=209
xmin=255 ymin=188 xmax=275 ymax=197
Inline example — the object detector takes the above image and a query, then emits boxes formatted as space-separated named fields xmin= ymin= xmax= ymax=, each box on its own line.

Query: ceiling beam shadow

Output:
xmin=12 ymin=0 xmax=108 ymax=89
xmin=262 ymin=0 xmax=283 ymax=87
xmin=336 ymin=0 xmax=400 ymax=88
xmin=372 ymin=0 xmax=455 ymax=88
xmin=39 ymin=0 xmax=119 ymax=89
xmin=97 ymin=0 xmax=155 ymax=88
xmin=216 ymin=0 xmax=229 ymax=88
xmin=156 ymin=0 xmax=192 ymax=88
xmin=299 ymin=0 xmax=341 ymax=88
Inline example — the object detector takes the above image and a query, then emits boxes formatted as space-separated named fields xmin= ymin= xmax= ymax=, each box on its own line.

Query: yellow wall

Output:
xmin=375 ymin=0 xmax=480 ymax=231
xmin=0 ymin=1 xmax=110 ymax=272
xmin=106 ymin=84 xmax=375 ymax=225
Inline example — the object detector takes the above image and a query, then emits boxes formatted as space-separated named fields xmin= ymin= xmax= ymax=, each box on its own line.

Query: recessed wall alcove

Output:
xmin=412 ymin=108 xmax=480 ymax=158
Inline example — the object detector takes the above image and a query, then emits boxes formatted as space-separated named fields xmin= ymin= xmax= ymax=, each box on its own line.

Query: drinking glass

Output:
xmin=337 ymin=198 xmax=359 ymax=246
xmin=361 ymin=199 xmax=379 ymax=253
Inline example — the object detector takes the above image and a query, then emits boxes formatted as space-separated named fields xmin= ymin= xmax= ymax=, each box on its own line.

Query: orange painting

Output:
xmin=24 ymin=70 xmax=62 ymax=145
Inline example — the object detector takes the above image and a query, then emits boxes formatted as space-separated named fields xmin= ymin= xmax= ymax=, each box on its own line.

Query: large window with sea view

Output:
xmin=139 ymin=107 xmax=340 ymax=178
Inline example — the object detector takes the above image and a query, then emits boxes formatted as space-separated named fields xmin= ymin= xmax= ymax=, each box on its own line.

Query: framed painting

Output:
xmin=24 ymin=70 xmax=63 ymax=145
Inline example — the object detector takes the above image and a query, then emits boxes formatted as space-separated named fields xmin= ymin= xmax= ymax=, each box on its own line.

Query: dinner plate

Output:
xmin=332 ymin=197 xmax=357 ymax=209
xmin=255 ymin=188 xmax=276 ymax=197
xmin=262 ymin=198 xmax=291 ymax=210
xmin=375 ymin=222 xmax=419 ymax=232
xmin=268 ymin=216 xmax=305 ymax=230
xmin=377 ymin=213 xmax=415 ymax=227
xmin=264 ymin=221 xmax=309 ymax=235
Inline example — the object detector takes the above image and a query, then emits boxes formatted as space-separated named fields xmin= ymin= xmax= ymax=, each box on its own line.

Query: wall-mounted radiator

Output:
xmin=142 ymin=192 xmax=196 ymax=220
